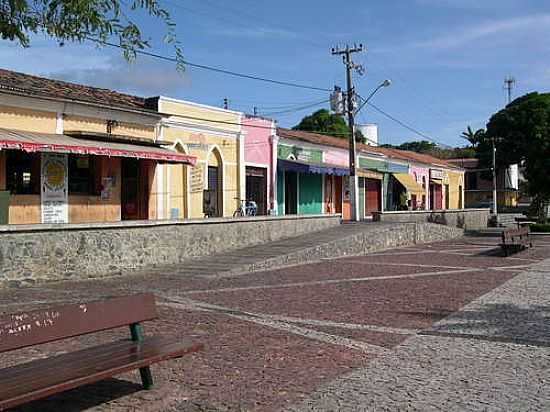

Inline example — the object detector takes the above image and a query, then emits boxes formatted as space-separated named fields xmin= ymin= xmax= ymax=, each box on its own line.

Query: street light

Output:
xmin=354 ymin=79 xmax=391 ymax=115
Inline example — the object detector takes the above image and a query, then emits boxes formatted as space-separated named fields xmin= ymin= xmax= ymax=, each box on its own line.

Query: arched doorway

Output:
xmin=204 ymin=147 xmax=223 ymax=217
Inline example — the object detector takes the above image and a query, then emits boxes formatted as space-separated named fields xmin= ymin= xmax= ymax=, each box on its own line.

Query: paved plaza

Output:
xmin=1 ymin=234 xmax=550 ymax=411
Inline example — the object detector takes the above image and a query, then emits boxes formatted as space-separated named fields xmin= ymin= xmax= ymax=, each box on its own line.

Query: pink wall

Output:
xmin=242 ymin=116 xmax=275 ymax=211
xmin=324 ymin=147 xmax=348 ymax=166
xmin=409 ymin=165 xmax=430 ymax=210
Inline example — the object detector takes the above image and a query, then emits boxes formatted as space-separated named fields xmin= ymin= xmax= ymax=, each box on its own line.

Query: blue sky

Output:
xmin=1 ymin=0 xmax=549 ymax=146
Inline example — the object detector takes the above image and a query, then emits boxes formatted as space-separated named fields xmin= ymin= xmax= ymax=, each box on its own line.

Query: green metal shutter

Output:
xmin=298 ymin=173 xmax=322 ymax=215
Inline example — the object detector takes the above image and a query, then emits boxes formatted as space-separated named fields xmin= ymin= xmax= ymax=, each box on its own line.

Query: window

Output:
xmin=6 ymin=151 xmax=40 ymax=195
xmin=69 ymin=155 xmax=101 ymax=195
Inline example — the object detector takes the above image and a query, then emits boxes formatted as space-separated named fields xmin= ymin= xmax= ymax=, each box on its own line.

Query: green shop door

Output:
xmin=298 ymin=173 xmax=322 ymax=215
xmin=358 ymin=177 xmax=365 ymax=219
xmin=284 ymin=171 xmax=298 ymax=215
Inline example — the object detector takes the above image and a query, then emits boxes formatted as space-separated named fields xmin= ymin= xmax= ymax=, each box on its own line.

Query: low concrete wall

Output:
xmin=0 ymin=214 xmax=341 ymax=287
xmin=372 ymin=209 xmax=490 ymax=231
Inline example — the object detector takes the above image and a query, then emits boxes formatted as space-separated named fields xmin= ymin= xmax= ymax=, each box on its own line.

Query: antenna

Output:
xmin=504 ymin=76 xmax=516 ymax=104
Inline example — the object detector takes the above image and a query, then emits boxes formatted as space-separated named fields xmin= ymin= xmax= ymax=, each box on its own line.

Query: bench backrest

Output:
xmin=502 ymin=226 xmax=529 ymax=243
xmin=0 ymin=293 xmax=157 ymax=353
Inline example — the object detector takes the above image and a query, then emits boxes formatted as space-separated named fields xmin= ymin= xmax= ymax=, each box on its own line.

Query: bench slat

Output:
xmin=0 ymin=294 xmax=157 ymax=353
xmin=0 ymin=336 xmax=202 ymax=410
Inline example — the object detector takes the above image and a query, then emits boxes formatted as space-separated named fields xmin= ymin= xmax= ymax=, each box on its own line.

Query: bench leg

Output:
xmin=130 ymin=323 xmax=154 ymax=389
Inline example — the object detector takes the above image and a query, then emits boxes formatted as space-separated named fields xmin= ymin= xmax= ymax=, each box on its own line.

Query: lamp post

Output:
xmin=347 ymin=80 xmax=391 ymax=221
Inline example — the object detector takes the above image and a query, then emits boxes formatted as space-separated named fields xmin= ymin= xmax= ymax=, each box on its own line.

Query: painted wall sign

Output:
xmin=430 ymin=169 xmax=445 ymax=180
xmin=41 ymin=153 xmax=68 ymax=224
xmin=190 ymin=163 xmax=205 ymax=193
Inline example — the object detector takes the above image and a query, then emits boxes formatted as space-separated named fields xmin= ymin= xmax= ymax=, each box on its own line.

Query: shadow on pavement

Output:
xmin=419 ymin=303 xmax=550 ymax=348
xmin=8 ymin=378 xmax=142 ymax=412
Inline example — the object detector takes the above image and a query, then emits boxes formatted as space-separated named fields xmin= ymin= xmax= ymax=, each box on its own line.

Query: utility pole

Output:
xmin=504 ymin=76 xmax=515 ymax=104
xmin=332 ymin=43 xmax=364 ymax=222
xmin=223 ymin=98 xmax=229 ymax=110
xmin=492 ymin=137 xmax=498 ymax=217
xmin=253 ymin=106 xmax=258 ymax=116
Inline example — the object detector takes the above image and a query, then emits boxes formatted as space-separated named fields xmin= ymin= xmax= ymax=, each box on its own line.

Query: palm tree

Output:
xmin=461 ymin=126 xmax=485 ymax=148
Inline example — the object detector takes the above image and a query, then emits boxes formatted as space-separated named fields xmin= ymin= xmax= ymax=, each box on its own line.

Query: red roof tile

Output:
xmin=276 ymin=127 xmax=462 ymax=169
xmin=0 ymin=68 xmax=151 ymax=112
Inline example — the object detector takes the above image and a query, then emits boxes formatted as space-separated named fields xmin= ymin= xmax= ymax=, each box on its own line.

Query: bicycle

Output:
xmin=233 ymin=198 xmax=257 ymax=217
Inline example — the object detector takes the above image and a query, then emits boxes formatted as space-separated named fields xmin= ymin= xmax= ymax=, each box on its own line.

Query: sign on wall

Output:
xmin=41 ymin=153 xmax=68 ymax=224
xmin=190 ymin=163 xmax=205 ymax=193
xmin=430 ymin=169 xmax=445 ymax=180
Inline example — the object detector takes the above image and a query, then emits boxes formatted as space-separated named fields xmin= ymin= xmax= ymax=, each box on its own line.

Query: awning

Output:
xmin=0 ymin=128 xmax=197 ymax=165
xmin=278 ymin=159 xmax=348 ymax=176
xmin=393 ymin=173 xmax=425 ymax=195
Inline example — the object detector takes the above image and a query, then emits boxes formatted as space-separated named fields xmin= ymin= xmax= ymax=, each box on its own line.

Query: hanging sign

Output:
xmin=41 ymin=153 xmax=68 ymax=224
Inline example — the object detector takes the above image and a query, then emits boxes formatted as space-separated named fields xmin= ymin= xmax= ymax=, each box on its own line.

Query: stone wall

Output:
xmin=372 ymin=209 xmax=490 ymax=231
xmin=0 ymin=214 xmax=340 ymax=287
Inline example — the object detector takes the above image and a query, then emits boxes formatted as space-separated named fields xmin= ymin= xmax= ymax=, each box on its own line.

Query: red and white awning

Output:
xmin=0 ymin=128 xmax=197 ymax=166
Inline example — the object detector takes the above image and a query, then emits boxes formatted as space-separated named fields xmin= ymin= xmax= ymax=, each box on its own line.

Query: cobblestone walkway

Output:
xmin=289 ymin=246 xmax=550 ymax=411
xmin=1 ymin=235 xmax=549 ymax=411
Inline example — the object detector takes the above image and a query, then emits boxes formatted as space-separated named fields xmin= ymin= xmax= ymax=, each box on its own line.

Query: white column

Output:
xmin=56 ymin=112 xmax=64 ymax=134
xmin=238 ymin=132 xmax=246 ymax=203
xmin=156 ymin=164 xmax=164 ymax=219
xmin=270 ymin=134 xmax=279 ymax=215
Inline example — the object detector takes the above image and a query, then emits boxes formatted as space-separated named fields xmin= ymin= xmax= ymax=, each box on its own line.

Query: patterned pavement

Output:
xmin=1 ymin=235 xmax=550 ymax=411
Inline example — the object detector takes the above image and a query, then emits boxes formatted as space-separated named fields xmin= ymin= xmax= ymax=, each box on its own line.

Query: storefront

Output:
xmin=429 ymin=168 xmax=445 ymax=210
xmin=150 ymin=96 xmax=243 ymax=219
xmin=0 ymin=129 xmax=196 ymax=224
xmin=243 ymin=116 xmax=277 ymax=215
xmin=277 ymin=158 xmax=348 ymax=216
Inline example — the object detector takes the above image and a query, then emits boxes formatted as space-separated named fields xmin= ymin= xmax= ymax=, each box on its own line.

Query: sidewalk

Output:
xmin=289 ymin=255 xmax=550 ymax=411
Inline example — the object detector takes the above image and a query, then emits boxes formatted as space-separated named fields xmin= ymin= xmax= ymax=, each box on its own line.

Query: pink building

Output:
xmin=408 ymin=165 xmax=430 ymax=210
xmin=242 ymin=115 xmax=277 ymax=215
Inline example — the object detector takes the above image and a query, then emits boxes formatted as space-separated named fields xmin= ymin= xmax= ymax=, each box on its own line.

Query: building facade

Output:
xmin=0 ymin=70 xmax=195 ymax=225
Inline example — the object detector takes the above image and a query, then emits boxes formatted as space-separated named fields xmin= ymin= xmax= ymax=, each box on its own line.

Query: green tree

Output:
xmin=0 ymin=0 xmax=182 ymax=67
xmin=461 ymin=126 xmax=485 ymax=148
xmin=381 ymin=140 xmax=475 ymax=159
xmin=484 ymin=92 xmax=550 ymax=218
xmin=293 ymin=109 xmax=364 ymax=142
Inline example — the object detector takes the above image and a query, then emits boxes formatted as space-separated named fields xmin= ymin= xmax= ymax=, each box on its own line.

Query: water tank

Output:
xmin=357 ymin=124 xmax=378 ymax=146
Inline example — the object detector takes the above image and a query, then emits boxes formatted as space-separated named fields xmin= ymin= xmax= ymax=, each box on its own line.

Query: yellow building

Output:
xmin=147 ymin=96 xmax=244 ymax=219
xmin=445 ymin=169 xmax=465 ymax=209
xmin=0 ymin=69 xmax=195 ymax=225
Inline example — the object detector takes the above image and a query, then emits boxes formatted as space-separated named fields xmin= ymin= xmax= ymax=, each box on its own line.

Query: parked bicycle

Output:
xmin=233 ymin=198 xmax=258 ymax=217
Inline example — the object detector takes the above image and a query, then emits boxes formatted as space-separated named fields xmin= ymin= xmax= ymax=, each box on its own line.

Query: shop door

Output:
xmin=121 ymin=158 xmax=147 ymax=220
xmin=334 ymin=176 xmax=343 ymax=215
xmin=245 ymin=166 xmax=267 ymax=215
xmin=284 ymin=171 xmax=298 ymax=215
xmin=342 ymin=176 xmax=351 ymax=220
xmin=204 ymin=166 xmax=221 ymax=217
xmin=430 ymin=183 xmax=443 ymax=210
xmin=365 ymin=178 xmax=381 ymax=216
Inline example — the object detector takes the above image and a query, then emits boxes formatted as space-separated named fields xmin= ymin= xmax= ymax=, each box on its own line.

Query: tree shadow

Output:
xmin=8 ymin=378 xmax=143 ymax=412
xmin=419 ymin=303 xmax=550 ymax=348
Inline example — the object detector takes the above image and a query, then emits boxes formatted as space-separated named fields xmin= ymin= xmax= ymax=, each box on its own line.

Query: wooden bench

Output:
xmin=500 ymin=226 xmax=532 ymax=256
xmin=0 ymin=293 xmax=202 ymax=410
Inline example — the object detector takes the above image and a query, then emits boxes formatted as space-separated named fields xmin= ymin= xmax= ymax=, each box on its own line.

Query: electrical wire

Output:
xmin=359 ymin=97 xmax=450 ymax=148
xmin=90 ymin=39 xmax=332 ymax=92
xmin=261 ymin=99 xmax=330 ymax=116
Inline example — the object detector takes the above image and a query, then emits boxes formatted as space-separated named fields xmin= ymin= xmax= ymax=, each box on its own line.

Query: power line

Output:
xmin=360 ymin=98 xmax=450 ymax=148
xmin=91 ymin=39 xmax=332 ymax=92
xmin=261 ymin=99 xmax=329 ymax=116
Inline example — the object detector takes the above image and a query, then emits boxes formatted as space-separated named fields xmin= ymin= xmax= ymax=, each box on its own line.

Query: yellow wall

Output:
xmin=0 ymin=105 xmax=57 ymax=133
xmin=64 ymin=115 xmax=155 ymax=140
xmin=160 ymin=100 xmax=242 ymax=219
xmin=447 ymin=170 xmax=465 ymax=209
xmin=0 ymin=104 xmax=157 ymax=224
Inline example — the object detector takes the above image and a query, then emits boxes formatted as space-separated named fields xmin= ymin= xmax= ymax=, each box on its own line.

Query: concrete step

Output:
xmin=176 ymin=222 xmax=464 ymax=278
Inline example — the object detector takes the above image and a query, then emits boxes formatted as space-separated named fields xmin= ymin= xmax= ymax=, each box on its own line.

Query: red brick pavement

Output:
xmin=2 ymin=236 xmax=550 ymax=411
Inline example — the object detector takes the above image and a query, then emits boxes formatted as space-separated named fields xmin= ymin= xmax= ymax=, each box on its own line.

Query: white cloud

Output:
xmin=48 ymin=55 xmax=188 ymax=97
xmin=412 ymin=14 xmax=550 ymax=50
